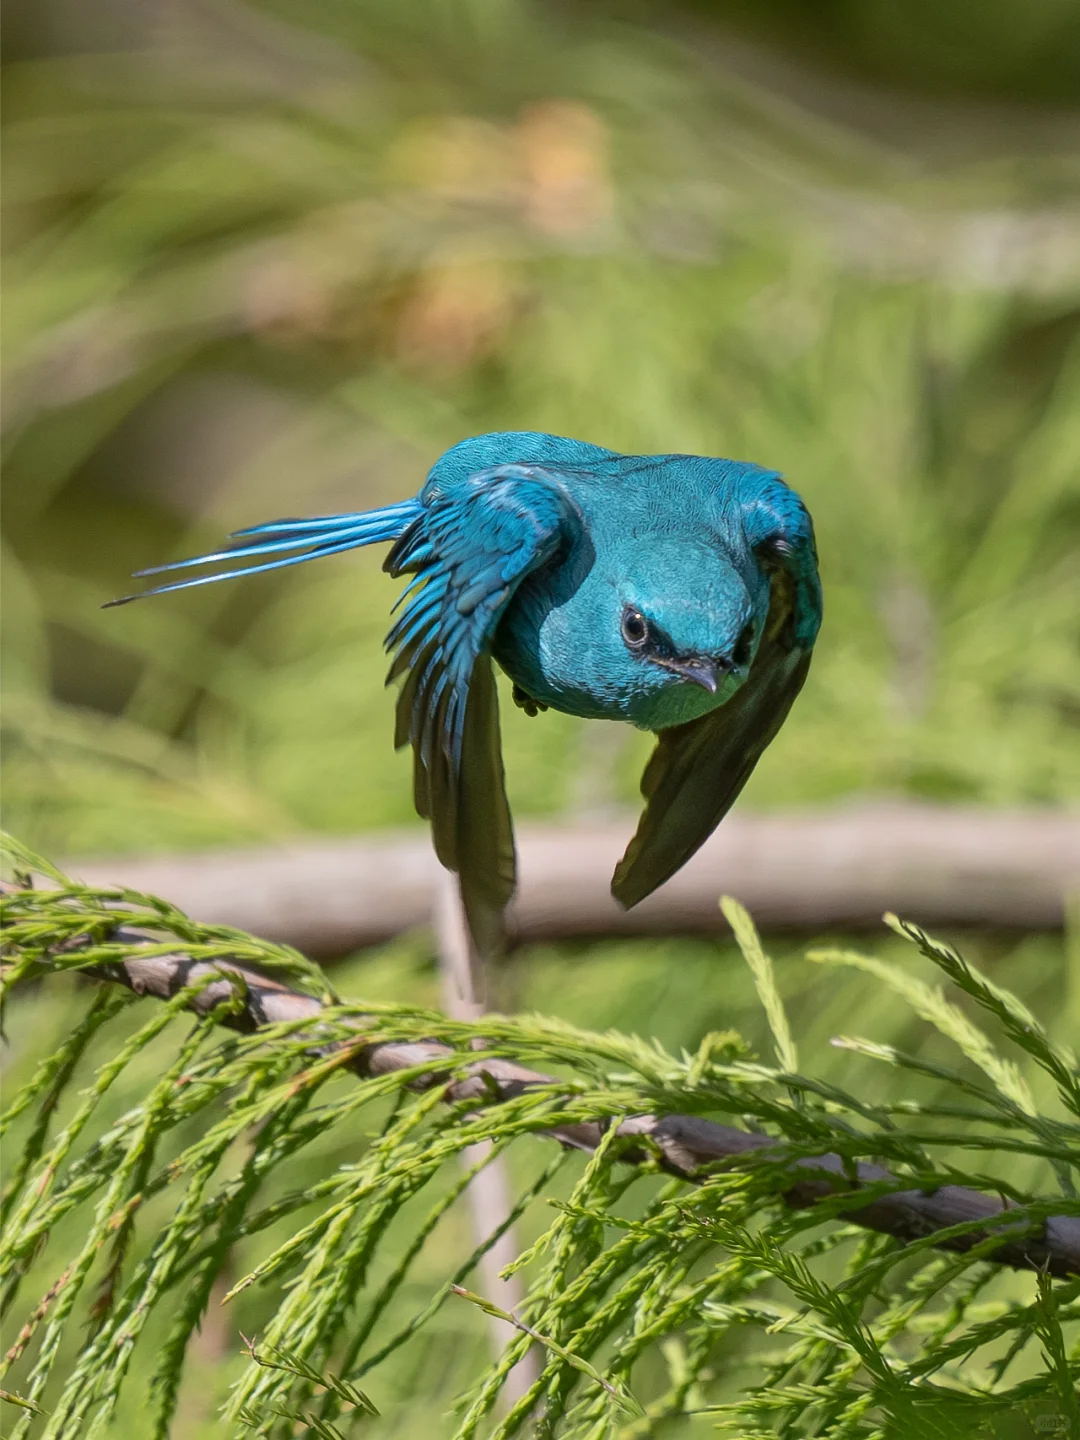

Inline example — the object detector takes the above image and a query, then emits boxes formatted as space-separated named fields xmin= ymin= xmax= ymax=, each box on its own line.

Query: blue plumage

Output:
xmin=108 ymin=431 xmax=822 ymax=954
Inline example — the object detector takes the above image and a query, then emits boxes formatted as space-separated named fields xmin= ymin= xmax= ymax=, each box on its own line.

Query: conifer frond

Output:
xmin=2 ymin=834 xmax=1078 ymax=1438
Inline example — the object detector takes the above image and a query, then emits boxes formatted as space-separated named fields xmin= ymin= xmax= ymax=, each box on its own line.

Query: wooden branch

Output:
xmin=65 ymin=805 xmax=1080 ymax=956
xmin=83 ymin=939 xmax=1080 ymax=1281
xmin=433 ymin=871 xmax=541 ymax=1401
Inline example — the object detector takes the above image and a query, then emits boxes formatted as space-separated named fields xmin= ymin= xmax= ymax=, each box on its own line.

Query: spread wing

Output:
xmin=384 ymin=464 xmax=580 ymax=958
xmin=611 ymin=529 xmax=822 ymax=910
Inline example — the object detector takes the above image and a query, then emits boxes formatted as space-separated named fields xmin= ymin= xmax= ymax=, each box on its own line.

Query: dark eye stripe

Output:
xmin=733 ymin=621 xmax=754 ymax=667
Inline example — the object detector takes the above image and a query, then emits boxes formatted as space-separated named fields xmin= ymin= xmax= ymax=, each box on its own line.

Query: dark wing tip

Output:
xmin=101 ymin=595 xmax=136 ymax=609
xmin=610 ymin=876 xmax=635 ymax=911
xmin=610 ymin=849 xmax=664 ymax=911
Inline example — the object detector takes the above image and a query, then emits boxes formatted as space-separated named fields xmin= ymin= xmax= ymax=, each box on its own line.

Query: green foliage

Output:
xmin=680 ymin=0 xmax=1080 ymax=104
xmin=2 ymin=837 xmax=1078 ymax=1438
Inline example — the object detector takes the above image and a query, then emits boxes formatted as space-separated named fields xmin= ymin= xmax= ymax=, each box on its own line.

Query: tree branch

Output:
xmin=83 ymin=936 xmax=1080 ymax=1280
xmin=63 ymin=804 xmax=1080 ymax=956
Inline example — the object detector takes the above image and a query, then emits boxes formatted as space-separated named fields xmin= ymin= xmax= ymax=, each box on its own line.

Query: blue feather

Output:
xmin=104 ymin=501 xmax=422 ymax=608
xmin=229 ymin=501 xmax=417 ymax=539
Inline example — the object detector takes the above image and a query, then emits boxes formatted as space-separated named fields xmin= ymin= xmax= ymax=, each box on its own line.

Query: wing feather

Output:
xmin=384 ymin=464 xmax=579 ymax=957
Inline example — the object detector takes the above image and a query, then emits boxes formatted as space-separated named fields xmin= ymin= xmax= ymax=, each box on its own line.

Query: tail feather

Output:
xmin=104 ymin=500 xmax=423 ymax=608
xmin=230 ymin=501 xmax=419 ymax=538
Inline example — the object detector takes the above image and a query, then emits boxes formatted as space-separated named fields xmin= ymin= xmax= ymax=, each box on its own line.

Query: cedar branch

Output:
xmin=79 ymin=935 xmax=1080 ymax=1280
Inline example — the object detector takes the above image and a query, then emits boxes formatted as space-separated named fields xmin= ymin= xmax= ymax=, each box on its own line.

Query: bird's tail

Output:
xmin=104 ymin=499 xmax=423 ymax=607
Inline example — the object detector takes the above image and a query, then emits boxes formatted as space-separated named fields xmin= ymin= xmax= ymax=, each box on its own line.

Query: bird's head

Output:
xmin=606 ymin=537 xmax=768 ymax=729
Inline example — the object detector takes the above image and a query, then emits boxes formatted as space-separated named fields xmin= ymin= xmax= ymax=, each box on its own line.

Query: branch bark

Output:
xmin=82 ymin=939 xmax=1080 ymax=1281
xmin=64 ymin=805 xmax=1080 ymax=956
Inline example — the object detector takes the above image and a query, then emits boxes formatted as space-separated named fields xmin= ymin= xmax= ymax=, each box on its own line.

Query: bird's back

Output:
xmin=422 ymin=431 xmax=618 ymax=501
xmin=425 ymin=434 xmax=784 ymax=560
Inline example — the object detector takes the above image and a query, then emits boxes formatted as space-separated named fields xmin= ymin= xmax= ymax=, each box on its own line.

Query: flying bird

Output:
xmin=108 ymin=432 xmax=822 ymax=955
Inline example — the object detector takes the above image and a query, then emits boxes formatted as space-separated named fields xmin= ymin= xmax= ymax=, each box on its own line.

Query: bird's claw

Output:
xmin=512 ymin=684 xmax=547 ymax=717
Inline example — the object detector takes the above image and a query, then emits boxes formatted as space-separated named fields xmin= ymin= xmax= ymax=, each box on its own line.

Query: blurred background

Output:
xmin=3 ymin=0 xmax=1080 ymax=1432
xmin=5 ymin=0 xmax=1080 ymax=859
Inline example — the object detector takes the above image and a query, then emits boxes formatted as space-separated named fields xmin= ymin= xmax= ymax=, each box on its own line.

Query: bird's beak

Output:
xmin=660 ymin=656 xmax=720 ymax=693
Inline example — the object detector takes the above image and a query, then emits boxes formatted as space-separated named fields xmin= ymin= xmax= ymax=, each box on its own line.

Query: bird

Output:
xmin=108 ymin=431 xmax=822 ymax=957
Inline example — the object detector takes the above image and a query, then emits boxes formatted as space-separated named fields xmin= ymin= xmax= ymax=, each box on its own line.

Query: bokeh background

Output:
xmin=3 ymin=0 xmax=1080 ymax=1434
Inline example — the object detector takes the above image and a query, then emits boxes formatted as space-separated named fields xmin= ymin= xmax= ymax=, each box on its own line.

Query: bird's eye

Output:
xmin=621 ymin=607 xmax=649 ymax=648
xmin=732 ymin=622 xmax=754 ymax=668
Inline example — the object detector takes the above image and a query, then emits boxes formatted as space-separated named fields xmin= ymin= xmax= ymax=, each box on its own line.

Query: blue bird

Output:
xmin=108 ymin=432 xmax=822 ymax=955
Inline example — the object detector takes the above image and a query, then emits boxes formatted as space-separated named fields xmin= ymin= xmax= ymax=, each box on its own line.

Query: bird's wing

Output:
xmin=384 ymin=464 xmax=581 ymax=958
xmin=611 ymin=530 xmax=821 ymax=910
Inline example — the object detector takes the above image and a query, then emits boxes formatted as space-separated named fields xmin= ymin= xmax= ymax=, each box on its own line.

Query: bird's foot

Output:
xmin=511 ymin=684 xmax=547 ymax=717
